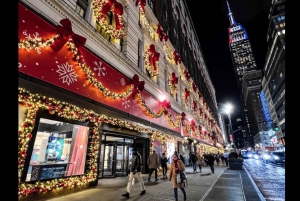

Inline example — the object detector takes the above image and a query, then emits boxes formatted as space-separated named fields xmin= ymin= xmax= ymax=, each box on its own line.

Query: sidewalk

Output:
xmin=43 ymin=164 xmax=265 ymax=201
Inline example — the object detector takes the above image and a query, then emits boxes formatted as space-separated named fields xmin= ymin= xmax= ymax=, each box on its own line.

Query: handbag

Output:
xmin=180 ymin=171 xmax=187 ymax=181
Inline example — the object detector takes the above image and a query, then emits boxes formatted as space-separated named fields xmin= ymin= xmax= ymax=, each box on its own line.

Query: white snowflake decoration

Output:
xmin=120 ymin=78 xmax=126 ymax=86
xmin=22 ymin=30 xmax=42 ymax=54
xmin=93 ymin=61 xmax=106 ymax=77
xmin=122 ymin=98 xmax=131 ymax=109
xmin=56 ymin=62 xmax=78 ymax=85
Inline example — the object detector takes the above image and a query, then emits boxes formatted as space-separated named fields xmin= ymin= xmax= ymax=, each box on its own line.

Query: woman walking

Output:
xmin=169 ymin=154 xmax=187 ymax=201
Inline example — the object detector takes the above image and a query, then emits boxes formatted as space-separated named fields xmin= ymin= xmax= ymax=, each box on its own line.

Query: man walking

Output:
xmin=122 ymin=148 xmax=146 ymax=198
xmin=207 ymin=153 xmax=215 ymax=174
xmin=189 ymin=152 xmax=198 ymax=172
xmin=223 ymin=151 xmax=229 ymax=166
xmin=148 ymin=150 xmax=160 ymax=182
xmin=160 ymin=152 xmax=168 ymax=178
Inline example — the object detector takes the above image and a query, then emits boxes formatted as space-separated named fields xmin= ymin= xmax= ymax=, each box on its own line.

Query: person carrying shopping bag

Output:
xmin=168 ymin=154 xmax=187 ymax=201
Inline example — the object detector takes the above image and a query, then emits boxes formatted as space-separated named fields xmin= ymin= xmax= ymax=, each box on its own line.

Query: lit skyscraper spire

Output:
xmin=226 ymin=1 xmax=236 ymax=25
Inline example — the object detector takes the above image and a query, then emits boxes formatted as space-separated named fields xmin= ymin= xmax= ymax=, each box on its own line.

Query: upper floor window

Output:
xmin=148 ymin=0 xmax=154 ymax=9
xmin=76 ymin=0 xmax=88 ymax=18
xmin=75 ymin=4 xmax=86 ymax=18
xmin=96 ymin=11 xmax=113 ymax=42
xmin=161 ymin=0 xmax=169 ymax=35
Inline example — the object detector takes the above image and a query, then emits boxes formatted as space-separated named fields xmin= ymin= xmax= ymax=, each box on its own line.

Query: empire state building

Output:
xmin=227 ymin=1 xmax=258 ymax=90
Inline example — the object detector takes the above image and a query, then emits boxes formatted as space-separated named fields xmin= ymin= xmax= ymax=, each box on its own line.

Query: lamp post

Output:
xmin=224 ymin=103 xmax=237 ymax=153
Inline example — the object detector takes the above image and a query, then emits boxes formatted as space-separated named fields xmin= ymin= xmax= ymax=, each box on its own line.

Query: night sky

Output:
xmin=186 ymin=0 xmax=271 ymax=120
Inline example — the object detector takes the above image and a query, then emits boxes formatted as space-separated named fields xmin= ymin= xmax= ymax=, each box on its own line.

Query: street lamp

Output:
xmin=224 ymin=103 xmax=237 ymax=153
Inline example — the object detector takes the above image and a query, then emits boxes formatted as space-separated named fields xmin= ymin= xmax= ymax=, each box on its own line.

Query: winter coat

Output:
xmin=190 ymin=153 xmax=198 ymax=162
xmin=148 ymin=153 xmax=159 ymax=169
xmin=207 ymin=154 xmax=215 ymax=166
xmin=130 ymin=153 xmax=142 ymax=172
xmin=169 ymin=159 xmax=186 ymax=188
xmin=197 ymin=155 xmax=203 ymax=165
xmin=161 ymin=156 xmax=168 ymax=167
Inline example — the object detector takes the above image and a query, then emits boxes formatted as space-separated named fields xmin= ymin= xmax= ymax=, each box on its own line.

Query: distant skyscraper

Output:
xmin=227 ymin=1 xmax=258 ymax=90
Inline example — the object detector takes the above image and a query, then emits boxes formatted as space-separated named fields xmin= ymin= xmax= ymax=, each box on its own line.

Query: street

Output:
xmin=243 ymin=158 xmax=285 ymax=201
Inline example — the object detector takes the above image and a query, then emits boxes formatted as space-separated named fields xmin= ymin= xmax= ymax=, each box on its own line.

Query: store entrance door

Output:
xmin=102 ymin=144 xmax=116 ymax=177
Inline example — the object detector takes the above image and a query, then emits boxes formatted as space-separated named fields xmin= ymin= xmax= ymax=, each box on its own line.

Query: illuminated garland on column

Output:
xmin=92 ymin=0 xmax=125 ymax=39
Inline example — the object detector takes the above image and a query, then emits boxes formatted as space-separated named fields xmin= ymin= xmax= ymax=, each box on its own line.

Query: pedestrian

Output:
xmin=122 ymin=148 xmax=146 ymax=198
xmin=215 ymin=154 xmax=220 ymax=165
xmin=221 ymin=153 xmax=225 ymax=164
xmin=148 ymin=150 xmax=160 ymax=182
xmin=190 ymin=152 xmax=198 ymax=172
xmin=168 ymin=154 xmax=187 ymax=201
xmin=197 ymin=153 xmax=203 ymax=173
xmin=223 ymin=151 xmax=229 ymax=166
xmin=174 ymin=151 xmax=185 ymax=164
xmin=161 ymin=152 xmax=168 ymax=178
xmin=207 ymin=153 xmax=215 ymax=174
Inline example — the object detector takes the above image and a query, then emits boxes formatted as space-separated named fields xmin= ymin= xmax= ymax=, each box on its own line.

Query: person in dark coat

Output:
xmin=161 ymin=152 xmax=168 ymax=178
xmin=207 ymin=153 xmax=215 ymax=174
xmin=122 ymin=148 xmax=146 ymax=198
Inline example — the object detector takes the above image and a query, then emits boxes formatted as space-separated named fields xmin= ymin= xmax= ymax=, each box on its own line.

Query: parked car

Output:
xmin=269 ymin=151 xmax=285 ymax=164
xmin=240 ymin=150 xmax=253 ymax=159
xmin=262 ymin=151 xmax=271 ymax=163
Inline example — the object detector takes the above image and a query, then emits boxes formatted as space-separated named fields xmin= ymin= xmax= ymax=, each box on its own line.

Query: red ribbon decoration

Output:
xmin=198 ymin=125 xmax=202 ymax=134
xmin=100 ymin=0 xmax=123 ymax=30
xmin=184 ymin=88 xmax=190 ymax=101
xmin=173 ymin=51 xmax=181 ymax=65
xmin=192 ymin=82 xmax=197 ymax=92
xmin=133 ymin=0 xmax=146 ymax=13
xmin=191 ymin=120 xmax=195 ymax=131
xmin=193 ymin=101 xmax=197 ymax=112
xmin=162 ymin=100 xmax=171 ymax=109
xmin=204 ymin=113 xmax=207 ymax=119
xmin=148 ymin=44 xmax=160 ymax=71
xmin=198 ymin=92 xmax=202 ymax=99
xmin=131 ymin=74 xmax=145 ymax=99
xmin=157 ymin=23 xmax=168 ymax=42
xmin=181 ymin=112 xmax=186 ymax=125
xmin=184 ymin=70 xmax=191 ymax=80
xmin=51 ymin=18 xmax=87 ymax=52
xmin=170 ymin=72 xmax=178 ymax=85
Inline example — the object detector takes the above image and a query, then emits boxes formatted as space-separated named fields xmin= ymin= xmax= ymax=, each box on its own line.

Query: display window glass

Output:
xmin=25 ymin=118 xmax=89 ymax=182
xmin=166 ymin=141 xmax=175 ymax=164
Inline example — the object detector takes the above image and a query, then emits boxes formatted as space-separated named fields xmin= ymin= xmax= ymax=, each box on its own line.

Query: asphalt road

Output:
xmin=243 ymin=158 xmax=285 ymax=201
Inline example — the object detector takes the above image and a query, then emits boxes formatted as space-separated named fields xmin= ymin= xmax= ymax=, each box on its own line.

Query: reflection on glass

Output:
xmin=103 ymin=145 xmax=114 ymax=176
xmin=25 ymin=118 xmax=89 ymax=182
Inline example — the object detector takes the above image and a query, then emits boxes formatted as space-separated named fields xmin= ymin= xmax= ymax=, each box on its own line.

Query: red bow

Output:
xmin=162 ymin=100 xmax=171 ymax=109
xmin=173 ymin=51 xmax=181 ymax=65
xmin=51 ymin=18 xmax=86 ymax=52
xmin=170 ymin=72 xmax=178 ymax=85
xmin=198 ymin=92 xmax=202 ymax=99
xmin=157 ymin=23 xmax=168 ymax=42
xmin=191 ymin=120 xmax=195 ymax=131
xmin=193 ymin=101 xmax=197 ymax=111
xmin=133 ymin=0 xmax=146 ymax=13
xmin=184 ymin=88 xmax=190 ymax=100
xmin=184 ymin=70 xmax=191 ymax=80
xmin=148 ymin=44 xmax=160 ymax=71
xmin=198 ymin=125 xmax=202 ymax=134
xmin=181 ymin=112 xmax=186 ymax=125
xmin=131 ymin=74 xmax=145 ymax=99
xmin=100 ymin=0 xmax=123 ymax=30
xmin=192 ymin=83 xmax=197 ymax=92
xmin=199 ymin=108 xmax=203 ymax=114
xmin=204 ymin=114 xmax=207 ymax=119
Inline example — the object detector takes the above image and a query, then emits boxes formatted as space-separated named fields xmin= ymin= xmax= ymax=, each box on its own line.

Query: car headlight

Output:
xmin=248 ymin=154 xmax=253 ymax=157
xmin=254 ymin=155 xmax=258 ymax=159
xmin=264 ymin=154 xmax=270 ymax=159
xmin=274 ymin=156 xmax=279 ymax=160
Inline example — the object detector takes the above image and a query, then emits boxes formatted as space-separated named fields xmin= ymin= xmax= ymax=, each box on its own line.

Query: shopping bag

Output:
xmin=132 ymin=177 xmax=136 ymax=185
xmin=176 ymin=173 xmax=181 ymax=184
xmin=180 ymin=171 xmax=187 ymax=181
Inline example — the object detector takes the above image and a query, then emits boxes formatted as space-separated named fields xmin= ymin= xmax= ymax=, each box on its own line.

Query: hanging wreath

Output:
xmin=168 ymin=72 xmax=178 ymax=95
xmin=157 ymin=23 xmax=168 ymax=42
xmin=173 ymin=50 xmax=181 ymax=65
xmin=183 ymin=88 xmax=190 ymax=109
xmin=144 ymin=44 xmax=160 ymax=78
xmin=92 ymin=0 xmax=125 ymax=39
xmin=133 ymin=0 xmax=146 ymax=15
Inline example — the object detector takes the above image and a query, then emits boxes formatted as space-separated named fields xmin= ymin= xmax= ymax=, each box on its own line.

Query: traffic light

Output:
xmin=272 ymin=123 xmax=279 ymax=131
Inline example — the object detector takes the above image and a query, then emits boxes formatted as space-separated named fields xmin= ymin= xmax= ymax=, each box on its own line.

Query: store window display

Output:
xmin=25 ymin=118 xmax=89 ymax=182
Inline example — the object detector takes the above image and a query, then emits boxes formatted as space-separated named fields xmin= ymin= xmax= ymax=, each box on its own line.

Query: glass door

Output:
xmin=102 ymin=144 xmax=116 ymax=177
xmin=115 ymin=144 xmax=129 ymax=176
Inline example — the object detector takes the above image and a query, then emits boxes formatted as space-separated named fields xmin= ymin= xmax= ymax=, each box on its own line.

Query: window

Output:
xmin=148 ymin=0 xmax=154 ymax=9
xmin=75 ymin=4 xmax=86 ymax=18
xmin=95 ymin=11 xmax=112 ymax=41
